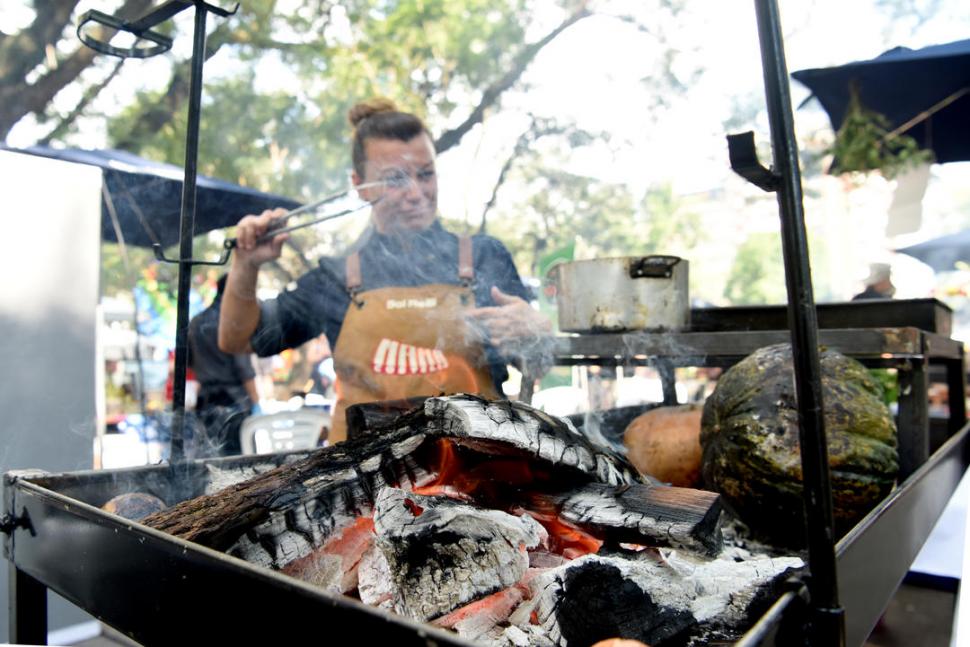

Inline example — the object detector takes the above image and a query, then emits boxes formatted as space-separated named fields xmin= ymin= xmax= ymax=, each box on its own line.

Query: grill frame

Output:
xmin=3 ymin=453 xmax=474 ymax=646
xmin=4 ymin=421 xmax=968 ymax=646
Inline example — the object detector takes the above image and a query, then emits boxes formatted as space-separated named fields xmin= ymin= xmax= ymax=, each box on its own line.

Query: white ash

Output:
xmin=371 ymin=487 xmax=542 ymax=622
xmin=503 ymin=548 xmax=802 ymax=646
xmin=227 ymin=501 xmax=361 ymax=569
xmin=642 ymin=549 xmax=803 ymax=624
xmin=357 ymin=543 xmax=395 ymax=610
xmin=285 ymin=552 xmax=345 ymax=593
xmin=301 ymin=466 xmax=359 ymax=492
xmin=499 ymin=624 xmax=556 ymax=647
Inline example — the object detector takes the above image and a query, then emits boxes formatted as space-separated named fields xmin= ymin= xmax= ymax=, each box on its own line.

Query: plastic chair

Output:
xmin=239 ymin=409 xmax=330 ymax=455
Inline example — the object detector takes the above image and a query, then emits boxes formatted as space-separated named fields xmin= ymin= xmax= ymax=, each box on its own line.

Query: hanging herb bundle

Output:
xmin=828 ymin=82 xmax=933 ymax=178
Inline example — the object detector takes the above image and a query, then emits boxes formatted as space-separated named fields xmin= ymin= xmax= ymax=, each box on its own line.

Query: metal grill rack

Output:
xmin=552 ymin=322 xmax=968 ymax=646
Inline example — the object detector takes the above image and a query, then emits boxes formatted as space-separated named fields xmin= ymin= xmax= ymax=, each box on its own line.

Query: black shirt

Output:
xmin=250 ymin=221 xmax=532 ymax=389
xmin=189 ymin=301 xmax=256 ymax=407
xmin=852 ymin=286 xmax=892 ymax=300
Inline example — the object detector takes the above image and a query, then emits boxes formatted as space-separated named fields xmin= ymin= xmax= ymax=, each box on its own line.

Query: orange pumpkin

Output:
xmin=623 ymin=404 xmax=703 ymax=487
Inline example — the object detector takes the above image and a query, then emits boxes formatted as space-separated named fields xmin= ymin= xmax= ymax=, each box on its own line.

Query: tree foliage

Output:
xmin=722 ymin=232 xmax=787 ymax=305
xmin=3 ymin=0 xmax=592 ymax=197
xmin=6 ymin=0 xmax=717 ymax=304
xmin=722 ymin=230 xmax=834 ymax=305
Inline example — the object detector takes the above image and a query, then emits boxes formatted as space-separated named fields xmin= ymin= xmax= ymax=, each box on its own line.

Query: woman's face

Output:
xmin=353 ymin=133 xmax=438 ymax=234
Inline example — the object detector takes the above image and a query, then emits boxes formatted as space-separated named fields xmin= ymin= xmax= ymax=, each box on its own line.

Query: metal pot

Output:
xmin=555 ymin=256 xmax=689 ymax=333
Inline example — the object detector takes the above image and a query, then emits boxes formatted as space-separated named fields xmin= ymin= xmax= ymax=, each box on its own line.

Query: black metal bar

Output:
xmin=897 ymin=358 xmax=930 ymax=478
xmin=946 ymin=353 xmax=967 ymax=435
xmin=751 ymin=1 xmax=844 ymax=644
xmin=690 ymin=299 xmax=952 ymax=335
xmin=555 ymin=328 xmax=934 ymax=363
xmin=127 ymin=0 xmax=193 ymax=32
xmin=836 ymin=421 xmax=970 ymax=646
xmin=733 ymin=583 xmax=809 ymax=647
xmin=9 ymin=566 xmax=46 ymax=645
xmin=655 ymin=360 xmax=678 ymax=405
xmin=169 ymin=4 xmax=210 ymax=463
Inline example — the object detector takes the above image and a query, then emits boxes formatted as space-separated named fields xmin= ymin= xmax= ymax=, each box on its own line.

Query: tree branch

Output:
xmin=479 ymin=117 xmax=571 ymax=234
xmin=434 ymin=5 xmax=590 ymax=154
xmin=0 ymin=0 xmax=80 ymax=83
xmin=38 ymin=58 xmax=125 ymax=146
xmin=112 ymin=20 xmax=236 ymax=150
xmin=0 ymin=0 xmax=154 ymax=140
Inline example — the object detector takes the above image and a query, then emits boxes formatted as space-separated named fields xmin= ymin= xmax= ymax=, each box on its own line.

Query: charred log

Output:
xmin=144 ymin=395 xmax=639 ymax=554
xmin=346 ymin=397 xmax=431 ymax=439
xmin=423 ymin=396 xmax=640 ymax=487
xmin=511 ymin=552 xmax=803 ymax=647
xmin=372 ymin=488 xmax=542 ymax=622
xmin=280 ymin=516 xmax=375 ymax=593
xmin=535 ymin=483 xmax=723 ymax=555
xmin=143 ymin=427 xmax=429 ymax=553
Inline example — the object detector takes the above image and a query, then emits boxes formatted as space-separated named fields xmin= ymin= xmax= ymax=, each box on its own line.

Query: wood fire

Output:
xmin=143 ymin=395 xmax=803 ymax=646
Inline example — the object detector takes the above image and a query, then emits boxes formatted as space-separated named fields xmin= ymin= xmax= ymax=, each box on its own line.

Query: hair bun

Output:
xmin=348 ymin=98 xmax=399 ymax=127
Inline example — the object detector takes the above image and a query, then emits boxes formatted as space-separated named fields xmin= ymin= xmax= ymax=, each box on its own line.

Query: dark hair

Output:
xmin=349 ymin=98 xmax=429 ymax=177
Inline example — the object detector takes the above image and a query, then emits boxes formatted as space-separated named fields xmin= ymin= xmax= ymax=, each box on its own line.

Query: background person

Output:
xmin=852 ymin=262 xmax=896 ymax=300
xmin=219 ymin=98 xmax=551 ymax=443
xmin=190 ymin=274 xmax=260 ymax=456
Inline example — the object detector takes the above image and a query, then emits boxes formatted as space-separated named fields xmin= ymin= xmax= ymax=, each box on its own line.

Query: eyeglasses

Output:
xmin=375 ymin=166 xmax=436 ymax=191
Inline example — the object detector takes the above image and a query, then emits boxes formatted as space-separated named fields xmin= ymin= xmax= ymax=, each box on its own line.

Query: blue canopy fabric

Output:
xmin=2 ymin=145 xmax=301 ymax=248
xmin=897 ymin=229 xmax=970 ymax=273
xmin=792 ymin=39 xmax=970 ymax=164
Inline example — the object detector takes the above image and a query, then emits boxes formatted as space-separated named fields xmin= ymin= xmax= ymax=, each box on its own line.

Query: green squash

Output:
xmin=700 ymin=344 xmax=898 ymax=547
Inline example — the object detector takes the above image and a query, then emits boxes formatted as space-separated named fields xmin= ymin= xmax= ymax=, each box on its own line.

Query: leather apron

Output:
xmin=329 ymin=236 xmax=500 ymax=443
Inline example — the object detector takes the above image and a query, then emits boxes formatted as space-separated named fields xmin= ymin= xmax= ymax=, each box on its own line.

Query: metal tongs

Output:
xmin=223 ymin=167 xmax=420 ymax=252
xmin=155 ymin=170 xmax=411 ymax=266
xmin=223 ymin=179 xmax=388 ymax=251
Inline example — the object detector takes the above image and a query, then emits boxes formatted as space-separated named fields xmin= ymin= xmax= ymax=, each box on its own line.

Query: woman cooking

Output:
xmin=218 ymin=98 xmax=552 ymax=443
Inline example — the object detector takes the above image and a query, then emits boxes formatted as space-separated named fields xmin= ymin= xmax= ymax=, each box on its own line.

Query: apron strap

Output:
xmin=458 ymin=236 xmax=474 ymax=287
xmin=344 ymin=252 xmax=366 ymax=307
xmin=345 ymin=252 xmax=362 ymax=292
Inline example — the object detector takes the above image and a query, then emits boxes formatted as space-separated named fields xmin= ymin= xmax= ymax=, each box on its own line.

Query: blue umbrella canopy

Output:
xmin=792 ymin=39 xmax=970 ymax=164
xmin=897 ymin=229 xmax=970 ymax=273
xmin=3 ymin=145 xmax=301 ymax=248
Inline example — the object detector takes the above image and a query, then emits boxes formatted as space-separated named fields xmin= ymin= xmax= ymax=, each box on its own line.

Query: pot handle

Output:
xmin=630 ymin=255 xmax=681 ymax=279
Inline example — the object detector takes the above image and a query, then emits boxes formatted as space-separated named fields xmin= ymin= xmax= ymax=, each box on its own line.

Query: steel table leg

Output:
xmin=945 ymin=352 xmax=967 ymax=435
xmin=656 ymin=361 xmax=678 ymax=405
xmin=898 ymin=358 xmax=930 ymax=479
xmin=9 ymin=566 xmax=47 ymax=645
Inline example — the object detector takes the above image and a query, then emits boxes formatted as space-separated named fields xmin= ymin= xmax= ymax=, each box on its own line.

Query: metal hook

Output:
xmin=152 ymin=244 xmax=232 ymax=266
xmin=77 ymin=1 xmax=239 ymax=59
xmin=727 ymin=131 xmax=781 ymax=192
xmin=77 ymin=9 xmax=173 ymax=58
xmin=0 ymin=510 xmax=31 ymax=536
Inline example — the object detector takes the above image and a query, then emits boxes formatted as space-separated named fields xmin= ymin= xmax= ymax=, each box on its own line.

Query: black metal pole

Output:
xmin=751 ymin=1 xmax=845 ymax=644
xmin=170 ymin=3 xmax=209 ymax=463
xmin=8 ymin=567 xmax=46 ymax=645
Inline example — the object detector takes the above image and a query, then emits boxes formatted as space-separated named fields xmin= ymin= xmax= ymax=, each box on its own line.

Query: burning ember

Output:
xmin=144 ymin=395 xmax=802 ymax=646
